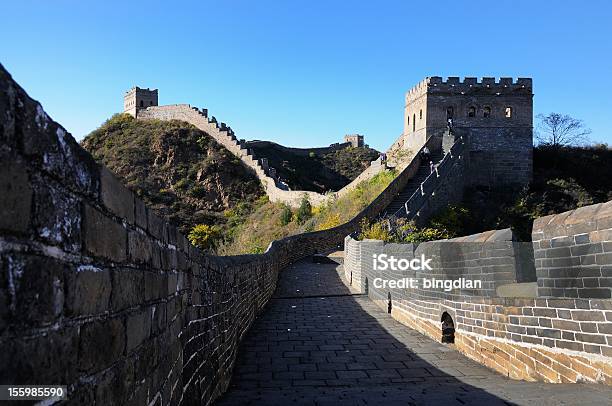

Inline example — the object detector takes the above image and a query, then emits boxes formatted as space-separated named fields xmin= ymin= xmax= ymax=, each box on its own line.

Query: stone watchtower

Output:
xmin=344 ymin=134 xmax=364 ymax=148
xmin=401 ymin=76 xmax=533 ymax=188
xmin=123 ymin=87 xmax=158 ymax=117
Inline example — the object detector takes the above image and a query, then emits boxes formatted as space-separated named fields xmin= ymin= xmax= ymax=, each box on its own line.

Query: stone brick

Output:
xmin=574 ymin=333 xmax=606 ymax=345
xmin=577 ymin=288 xmax=611 ymax=299
xmin=32 ymin=181 xmax=81 ymax=251
xmin=5 ymin=254 xmax=64 ymax=326
xmin=0 ymin=160 xmax=32 ymax=233
xmin=145 ymin=271 xmax=168 ymax=301
xmin=100 ymin=167 xmax=134 ymax=224
xmin=82 ymin=203 xmax=127 ymax=262
xmin=128 ymin=230 xmax=153 ymax=264
xmin=111 ymin=268 xmax=144 ymax=312
xmin=571 ymin=310 xmax=605 ymax=322
xmin=151 ymin=303 xmax=167 ymax=335
xmin=126 ymin=309 xmax=151 ymax=352
xmin=148 ymin=211 xmax=165 ymax=242
xmin=0 ymin=326 xmax=79 ymax=385
xmin=65 ymin=264 xmax=111 ymax=317
xmin=134 ymin=197 xmax=147 ymax=230
xmin=95 ymin=358 xmax=135 ymax=405
xmin=78 ymin=318 xmax=125 ymax=373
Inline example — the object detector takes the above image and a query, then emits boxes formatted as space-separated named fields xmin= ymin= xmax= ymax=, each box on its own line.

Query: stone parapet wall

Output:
xmin=138 ymin=105 xmax=385 ymax=207
xmin=533 ymin=201 xmax=612 ymax=299
xmin=343 ymin=218 xmax=612 ymax=384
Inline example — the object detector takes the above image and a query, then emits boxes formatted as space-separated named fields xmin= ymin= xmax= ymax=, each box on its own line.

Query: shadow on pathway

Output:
xmin=216 ymin=259 xmax=612 ymax=405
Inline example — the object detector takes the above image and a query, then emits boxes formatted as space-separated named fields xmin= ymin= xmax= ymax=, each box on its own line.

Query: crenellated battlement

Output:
xmin=406 ymin=76 xmax=532 ymax=98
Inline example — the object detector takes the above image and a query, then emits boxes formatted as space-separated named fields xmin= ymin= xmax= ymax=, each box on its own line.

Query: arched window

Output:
xmin=407 ymin=115 xmax=410 ymax=126
xmin=446 ymin=107 xmax=453 ymax=119
xmin=419 ymin=109 xmax=423 ymax=120
xmin=140 ymin=100 xmax=143 ymax=107
xmin=468 ymin=106 xmax=476 ymax=117
xmin=412 ymin=114 xmax=416 ymax=132
xmin=441 ymin=312 xmax=455 ymax=344
xmin=505 ymin=107 xmax=513 ymax=118
xmin=483 ymin=106 xmax=491 ymax=118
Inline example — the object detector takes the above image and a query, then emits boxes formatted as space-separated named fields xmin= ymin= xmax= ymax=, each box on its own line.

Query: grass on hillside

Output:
xmin=81 ymin=113 xmax=264 ymax=236
xmin=217 ymin=169 xmax=397 ymax=254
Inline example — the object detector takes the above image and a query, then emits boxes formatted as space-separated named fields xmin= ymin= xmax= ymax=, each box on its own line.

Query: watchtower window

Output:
xmin=446 ymin=107 xmax=453 ymax=119
xmin=468 ymin=106 xmax=476 ymax=117
xmin=419 ymin=109 xmax=423 ymax=120
xmin=140 ymin=100 xmax=143 ymax=107
xmin=483 ymin=106 xmax=491 ymax=118
xmin=412 ymin=114 xmax=416 ymax=132
xmin=150 ymin=101 xmax=153 ymax=105
xmin=505 ymin=107 xmax=513 ymax=118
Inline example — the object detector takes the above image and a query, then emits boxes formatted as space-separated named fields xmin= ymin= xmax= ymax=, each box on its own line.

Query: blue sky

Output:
xmin=2 ymin=0 xmax=611 ymax=150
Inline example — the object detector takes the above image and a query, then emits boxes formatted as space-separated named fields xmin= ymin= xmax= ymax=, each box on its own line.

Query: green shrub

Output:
xmin=358 ymin=218 xmax=394 ymax=242
xmin=295 ymin=196 xmax=312 ymax=224
xmin=428 ymin=205 xmax=469 ymax=238
xmin=279 ymin=205 xmax=292 ymax=226
xmin=403 ymin=227 xmax=450 ymax=243
xmin=188 ymin=224 xmax=222 ymax=250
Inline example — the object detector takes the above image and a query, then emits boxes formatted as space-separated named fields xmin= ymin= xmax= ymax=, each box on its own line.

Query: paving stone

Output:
xmin=216 ymin=260 xmax=612 ymax=405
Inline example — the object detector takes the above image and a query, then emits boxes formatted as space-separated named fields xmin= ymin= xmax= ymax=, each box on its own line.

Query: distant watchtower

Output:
xmin=400 ymin=76 xmax=533 ymax=187
xmin=344 ymin=134 xmax=364 ymax=148
xmin=124 ymin=87 xmax=158 ymax=117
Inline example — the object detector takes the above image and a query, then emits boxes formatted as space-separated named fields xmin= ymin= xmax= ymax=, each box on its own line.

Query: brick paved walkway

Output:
xmin=216 ymin=260 xmax=612 ymax=405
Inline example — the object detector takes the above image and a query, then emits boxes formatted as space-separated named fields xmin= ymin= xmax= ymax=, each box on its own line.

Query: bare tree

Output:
xmin=536 ymin=113 xmax=591 ymax=147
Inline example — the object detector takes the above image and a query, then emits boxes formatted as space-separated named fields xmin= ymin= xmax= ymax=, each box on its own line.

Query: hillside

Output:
xmin=81 ymin=114 xmax=264 ymax=235
xmin=246 ymin=140 xmax=380 ymax=193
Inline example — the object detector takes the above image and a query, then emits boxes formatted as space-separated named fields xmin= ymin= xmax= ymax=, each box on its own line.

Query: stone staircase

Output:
xmin=136 ymin=104 xmax=385 ymax=207
xmin=384 ymin=149 xmax=444 ymax=216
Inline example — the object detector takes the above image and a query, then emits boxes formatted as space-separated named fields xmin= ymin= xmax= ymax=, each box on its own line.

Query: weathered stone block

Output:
xmin=144 ymin=271 xmax=168 ymax=301
xmin=100 ymin=167 xmax=134 ymax=224
xmin=111 ymin=268 xmax=144 ymax=312
xmin=128 ymin=230 xmax=153 ymax=264
xmin=148 ymin=211 xmax=165 ymax=242
xmin=0 ymin=161 xmax=32 ymax=233
xmin=6 ymin=254 xmax=64 ymax=326
xmin=78 ymin=317 xmax=125 ymax=373
xmin=32 ymin=180 xmax=81 ymax=252
xmin=126 ymin=309 xmax=151 ymax=353
xmin=161 ymin=248 xmax=177 ymax=271
xmin=82 ymin=204 xmax=127 ymax=262
xmin=0 ymin=326 xmax=79 ymax=385
xmin=95 ymin=358 xmax=135 ymax=405
xmin=134 ymin=197 xmax=147 ymax=230
xmin=151 ymin=303 xmax=167 ymax=335
xmin=65 ymin=264 xmax=111 ymax=317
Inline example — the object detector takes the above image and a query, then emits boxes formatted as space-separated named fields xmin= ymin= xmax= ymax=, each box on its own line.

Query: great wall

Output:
xmin=132 ymin=101 xmax=385 ymax=208
xmin=1 ymin=63 xmax=612 ymax=405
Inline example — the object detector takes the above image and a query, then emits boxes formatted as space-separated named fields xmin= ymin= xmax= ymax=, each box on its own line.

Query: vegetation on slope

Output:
xmin=218 ymin=170 xmax=397 ymax=254
xmin=246 ymin=141 xmax=380 ymax=193
xmin=82 ymin=114 xmax=389 ymax=253
xmin=81 ymin=114 xmax=264 ymax=236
